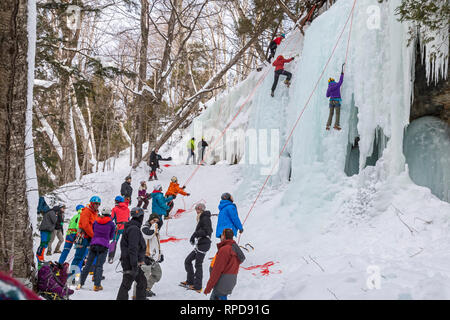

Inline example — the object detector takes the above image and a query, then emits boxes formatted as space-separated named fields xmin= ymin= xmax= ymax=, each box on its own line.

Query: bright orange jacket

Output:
xmin=78 ymin=205 xmax=98 ymax=239
xmin=165 ymin=182 xmax=188 ymax=197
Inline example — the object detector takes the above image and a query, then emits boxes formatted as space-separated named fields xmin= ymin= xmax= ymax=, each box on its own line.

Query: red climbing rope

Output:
xmin=238 ymin=0 xmax=358 ymax=244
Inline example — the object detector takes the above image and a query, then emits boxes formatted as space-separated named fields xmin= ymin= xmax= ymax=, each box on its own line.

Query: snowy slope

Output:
xmin=40 ymin=0 xmax=450 ymax=300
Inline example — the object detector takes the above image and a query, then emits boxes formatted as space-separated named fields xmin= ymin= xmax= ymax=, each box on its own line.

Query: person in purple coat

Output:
xmin=77 ymin=207 xmax=115 ymax=291
xmin=326 ymin=64 xmax=345 ymax=131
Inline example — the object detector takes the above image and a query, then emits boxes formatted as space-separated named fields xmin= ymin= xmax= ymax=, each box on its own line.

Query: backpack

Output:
xmin=37 ymin=197 xmax=51 ymax=215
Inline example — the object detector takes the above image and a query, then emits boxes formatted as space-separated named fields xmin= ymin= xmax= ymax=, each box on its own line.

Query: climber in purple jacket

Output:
xmin=326 ymin=63 xmax=345 ymax=131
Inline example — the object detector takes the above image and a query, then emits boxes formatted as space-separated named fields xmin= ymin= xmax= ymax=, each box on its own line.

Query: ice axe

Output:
xmin=341 ymin=63 xmax=346 ymax=73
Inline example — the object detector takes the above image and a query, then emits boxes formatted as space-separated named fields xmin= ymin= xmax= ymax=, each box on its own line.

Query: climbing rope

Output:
xmin=238 ymin=0 xmax=358 ymax=244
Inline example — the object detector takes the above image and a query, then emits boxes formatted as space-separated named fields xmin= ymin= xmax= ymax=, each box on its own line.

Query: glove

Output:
xmin=186 ymin=193 xmax=191 ymax=196
xmin=190 ymin=235 xmax=196 ymax=245
xmin=182 ymin=186 xmax=186 ymax=189
xmin=291 ymin=57 xmax=295 ymax=60
xmin=239 ymin=228 xmax=244 ymax=234
xmin=158 ymin=254 xmax=164 ymax=263
xmin=144 ymin=256 xmax=155 ymax=266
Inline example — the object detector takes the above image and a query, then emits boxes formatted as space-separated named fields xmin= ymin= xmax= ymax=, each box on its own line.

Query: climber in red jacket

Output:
xmin=267 ymin=33 xmax=285 ymax=63
xmin=271 ymin=55 xmax=295 ymax=97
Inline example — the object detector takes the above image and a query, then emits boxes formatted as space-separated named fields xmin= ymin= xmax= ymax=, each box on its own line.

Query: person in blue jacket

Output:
xmin=150 ymin=184 xmax=174 ymax=228
xmin=215 ymin=193 xmax=244 ymax=239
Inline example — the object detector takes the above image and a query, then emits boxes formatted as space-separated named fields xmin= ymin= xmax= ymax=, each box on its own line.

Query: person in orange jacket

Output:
xmin=271 ymin=55 xmax=295 ymax=97
xmin=70 ymin=196 xmax=100 ymax=274
xmin=165 ymin=176 xmax=190 ymax=217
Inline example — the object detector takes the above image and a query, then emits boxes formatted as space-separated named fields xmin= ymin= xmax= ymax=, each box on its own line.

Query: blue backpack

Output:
xmin=37 ymin=197 xmax=51 ymax=214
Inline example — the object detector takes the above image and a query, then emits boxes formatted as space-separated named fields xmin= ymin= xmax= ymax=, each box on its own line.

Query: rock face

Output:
xmin=404 ymin=116 xmax=450 ymax=203
xmin=411 ymin=43 xmax=450 ymax=126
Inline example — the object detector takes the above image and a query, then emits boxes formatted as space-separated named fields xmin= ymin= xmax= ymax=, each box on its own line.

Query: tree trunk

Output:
xmin=0 ymin=0 xmax=35 ymax=279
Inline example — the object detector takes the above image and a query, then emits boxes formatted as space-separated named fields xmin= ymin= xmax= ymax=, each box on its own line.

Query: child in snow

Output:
xmin=132 ymin=213 xmax=163 ymax=298
xmin=267 ymin=33 xmax=285 ymax=63
xmin=180 ymin=203 xmax=213 ymax=293
xmin=216 ymin=193 xmax=243 ymax=239
xmin=165 ymin=176 xmax=190 ymax=217
xmin=326 ymin=64 xmax=345 ymax=131
xmin=271 ymin=55 xmax=295 ymax=97
xmin=137 ymin=181 xmax=150 ymax=210
xmin=77 ymin=207 xmax=115 ymax=291
xmin=203 ymin=228 xmax=246 ymax=300
xmin=58 ymin=205 xmax=83 ymax=264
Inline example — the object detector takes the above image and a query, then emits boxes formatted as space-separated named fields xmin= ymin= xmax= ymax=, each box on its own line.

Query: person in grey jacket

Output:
xmin=36 ymin=205 xmax=64 ymax=264
xmin=47 ymin=205 xmax=66 ymax=255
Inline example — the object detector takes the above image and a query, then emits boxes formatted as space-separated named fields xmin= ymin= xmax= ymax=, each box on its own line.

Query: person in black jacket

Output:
xmin=120 ymin=175 xmax=133 ymax=206
xmin=116 ymin=207 xmax=147 ymax=300
xmin=180 ymin=203 xmax=212 ymax=292
xmin=148 ymin=148 xmax=161 ymax=181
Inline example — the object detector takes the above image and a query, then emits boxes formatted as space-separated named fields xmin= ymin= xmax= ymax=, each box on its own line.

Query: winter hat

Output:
xmin=171 ymin=176 xmax=178 ymax=183
xmin=194 ymin=203 xmax=206 ymax=212
xmin=125 ymin=175 xmax=132 ymax=181
xmin=221 ymin=192 xmax=232 ymax=201
xmin=149 ymin=213 xmax=160 ymax=222
xmin=154 ymin=184 xmax=162 ymax=191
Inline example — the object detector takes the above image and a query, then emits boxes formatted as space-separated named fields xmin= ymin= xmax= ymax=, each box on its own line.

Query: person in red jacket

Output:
xmin=203 ymin=228 xmax=245 ymax=300
xmin=267 ymin=33 xmax=285 ymax=63
xmin=271 ymin=55 xmax=295 ymax=97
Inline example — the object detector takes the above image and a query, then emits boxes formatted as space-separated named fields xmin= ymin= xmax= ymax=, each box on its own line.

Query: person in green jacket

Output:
xmin=186 ymin=137 xmax=196 ymax=165
xmin=58 ymin=205 xmax=84 ymax=264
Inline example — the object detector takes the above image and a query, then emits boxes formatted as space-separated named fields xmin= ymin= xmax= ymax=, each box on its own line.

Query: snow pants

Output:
xmin=80 ymin=245 xmax=108 ymax=287
xmin=327 ymin=101 xmax=341 ymax=127
xmin=210 ymin=288 xmax=228 ymax=300
xmin=71 ymin=238 xmax=90 ymax=274
xmin=186 ymin=148 xmax=196 ymax=165
xmin=117 ymin=260 xmax=147 ymax=300
xmin=48 ymin=229 xmax=64 ymax=253
xmin=271 ymin=69 xmax=292 ymax=92
xmin=36 ymin=231 xmax=52 ymax=262
xmin=185 ymin=249 xmax=206 ymax=290
xmin=58 ymin=233 xmax=76 ymax=264
xmin=137 ymin=197 xmax=149 ymax=210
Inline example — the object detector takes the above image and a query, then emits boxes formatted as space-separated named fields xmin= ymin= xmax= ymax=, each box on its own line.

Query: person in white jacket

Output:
xmin=132 ymin=213 xmax=163 ymax=298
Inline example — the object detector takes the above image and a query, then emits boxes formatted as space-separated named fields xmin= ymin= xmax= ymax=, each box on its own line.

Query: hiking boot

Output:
xmin=284 ymin=80 xmax=291 ymax=87
xmin=333 ymin=125 xmax=342 ymax=131
xmin=93 ymin=285 xmax=103 ymax=292
xmin=188 ymin=285 xmax=202 ymax=293
xmin=326 ymin=126 xmax=330 ymax=131
xmin=146 ymin=289 xmax=156 ymax=297
xmin=46 ymin=251 xmax=52 ymax=256
xmin=54 ymin=249 xmax=62 ymax=254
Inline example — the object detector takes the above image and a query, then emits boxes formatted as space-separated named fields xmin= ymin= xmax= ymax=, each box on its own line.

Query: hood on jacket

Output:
xmin=116 ymin=202 xmax=128 ymax=209
xmin=218 ymin=199 xmax=235 ymax=211
xmin=96 ymin=216 xmax=112 ymax=225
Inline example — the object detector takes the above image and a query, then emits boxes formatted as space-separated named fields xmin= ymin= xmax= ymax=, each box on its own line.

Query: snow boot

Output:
xmin=326 ymin=126 xmax=330 ymax=131
xmin=333 ymin=125 xmax=342 ymax=131
xmin=94 ymin=285 xmax=103 ymax=292
xmin=188 ymin=285 xmax=202 ymax=293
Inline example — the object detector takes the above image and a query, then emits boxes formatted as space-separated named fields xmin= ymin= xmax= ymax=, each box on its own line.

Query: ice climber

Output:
xmin=326 ymin=64 xmax=345 ymax=131
xmin=267 ymin=33 xmax=285 ymax=63
xmin=271 ymin=55 xmax=295 ymax=97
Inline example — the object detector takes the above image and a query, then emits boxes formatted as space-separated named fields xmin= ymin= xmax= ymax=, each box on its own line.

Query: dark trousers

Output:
xmin=271 ymin=69 xmax=292 ymax=92
xmin=80 ymin=245 xmax=107 ymax=286
xmin=267 ymin=41 xmax=277 ymax=62
xmin=137 ymin=197 xmax=149 ymax=209
xmin=116 ymin=259 xmax=147 ymax=300
xmin=185 ymin=249 xmax=206 ymax=290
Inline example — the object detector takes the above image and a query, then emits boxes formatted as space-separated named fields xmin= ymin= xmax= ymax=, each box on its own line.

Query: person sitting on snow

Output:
xmin=271 ymin=55 xmax=295 ymax=97
xmin=326 ymin=64 xmax=345 ymax=131
xmin=267 ymin=33 xmax=285 ymax=63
